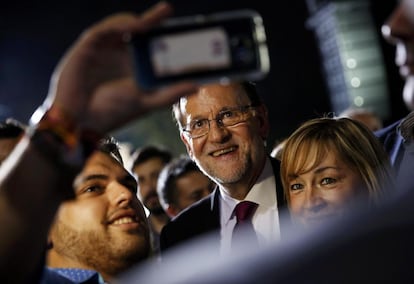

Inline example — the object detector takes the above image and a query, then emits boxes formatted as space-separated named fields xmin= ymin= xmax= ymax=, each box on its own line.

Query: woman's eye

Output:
xmin=321 ymin=177 xmax=336 ymax=185
xmin=290 ymin=183 xmax=303 ymax=191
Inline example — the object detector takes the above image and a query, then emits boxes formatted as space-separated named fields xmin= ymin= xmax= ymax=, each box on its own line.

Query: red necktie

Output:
xmin=231 ymin=201 xmax=258 ymax=248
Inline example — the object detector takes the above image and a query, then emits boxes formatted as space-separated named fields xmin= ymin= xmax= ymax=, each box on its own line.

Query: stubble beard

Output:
xmin=150 ymin=204 xmax=167 ymax=216
xmin=144 ymin=193 xmax=165 ymax=216
xmin=197 ymin=151 xmax=252 ymax=186
xmin=51 ymin=222 xmax=150 ymax=277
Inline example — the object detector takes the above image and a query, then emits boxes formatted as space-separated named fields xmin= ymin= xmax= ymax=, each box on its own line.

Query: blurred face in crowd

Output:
xmin=382 ymin=0 xmax=414 ymax=110
xmin=133 ymin=157 xmax=166 ymax=214
xmin=286 ymin=151 xmax=365 ymax=229
xmin=169 ymin=171 xmax=215 ymax=216
xmin=48 ymin=151 xmax=150 ymax=280
xmin=177 ymin=83 xmax=269 ymax=191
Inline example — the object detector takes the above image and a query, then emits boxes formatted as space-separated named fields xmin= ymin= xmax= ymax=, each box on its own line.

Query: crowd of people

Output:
xmin=1 ymin=0 xmax=414 ymax=283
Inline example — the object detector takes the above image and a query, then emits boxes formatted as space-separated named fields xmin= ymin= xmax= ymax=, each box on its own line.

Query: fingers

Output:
xmin=88 ymin=1 xmax=173 ymax=41
xmin=139 ymin=1 xmax=174 ymax=29
xmin=142 ymin=82 xmax=198 ymax=109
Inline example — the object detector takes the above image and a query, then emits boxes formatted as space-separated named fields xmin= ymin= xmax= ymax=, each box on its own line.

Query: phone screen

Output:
xmin=150 ymin=27 xmax=231 ymax=77
xmin=131 ymin=10 xmax=269 ymax=90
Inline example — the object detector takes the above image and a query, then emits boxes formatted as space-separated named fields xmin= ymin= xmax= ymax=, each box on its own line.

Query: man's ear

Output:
xmin=255 ymin=104 xmax=270 ymax=140
xmin=180 ymin=132 xmax=194 ymax=159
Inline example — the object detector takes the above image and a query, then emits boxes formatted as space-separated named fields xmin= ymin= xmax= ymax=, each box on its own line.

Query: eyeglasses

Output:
xmin=182 ymin=105 xmax=256 ymax=139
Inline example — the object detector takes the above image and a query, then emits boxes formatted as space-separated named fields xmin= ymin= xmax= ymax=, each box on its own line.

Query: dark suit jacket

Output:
xmin=375 ymin=119 xmax=403 ymax=167
xmin=159 ymin=157 xmax=289 ymax=254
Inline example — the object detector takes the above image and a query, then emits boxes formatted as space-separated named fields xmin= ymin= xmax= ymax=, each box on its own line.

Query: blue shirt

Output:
xmin=41 ymin=268 xmax=105 ymax=284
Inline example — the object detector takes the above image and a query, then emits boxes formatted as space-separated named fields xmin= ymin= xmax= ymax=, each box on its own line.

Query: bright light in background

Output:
xmin=354 ymin=96 xmax=364 ymax=107
xmin=346 ymin=58 xmax=357 ymax=69
xmin=351 ymin=77 xmax=361 ymax=88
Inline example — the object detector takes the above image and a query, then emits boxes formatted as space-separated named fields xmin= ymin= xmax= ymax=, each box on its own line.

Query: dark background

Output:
xmin=0 ymin=0 xmax=407 ymax=154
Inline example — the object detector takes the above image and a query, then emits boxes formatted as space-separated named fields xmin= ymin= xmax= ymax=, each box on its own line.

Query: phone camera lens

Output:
xmin=231 ymin=35 xmax=254 ymax=66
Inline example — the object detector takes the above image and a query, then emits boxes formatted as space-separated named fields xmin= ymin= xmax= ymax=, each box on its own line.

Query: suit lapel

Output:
xmin=210 ymin=188 xmax=221 ymax=228
xmin=269 ymin=157 xmax=286 ymax=208
xmin=269 ymin=157 xmax=291 ymax=238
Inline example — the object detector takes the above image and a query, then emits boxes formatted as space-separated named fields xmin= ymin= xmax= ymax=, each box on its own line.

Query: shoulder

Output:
xmin=375 ymin=120 xmax=401 ymax=140
xmin=166 ymin=193 xmax=215 ymax=227
xmin=160 ymin=191 xmax=220 ymax=251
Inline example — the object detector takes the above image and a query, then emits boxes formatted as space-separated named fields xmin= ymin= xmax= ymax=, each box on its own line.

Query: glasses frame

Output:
xmin=182 ymin=104 xmax=256 ymax=139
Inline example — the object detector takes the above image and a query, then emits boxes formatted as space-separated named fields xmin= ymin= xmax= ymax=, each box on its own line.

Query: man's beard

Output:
xmin=50 ymin=221 xmax=150 ymax=277
xmin=150 ymin=205 xmax=167 ymax=216
xmin=144 ymin=192 xmax=167 ymax=216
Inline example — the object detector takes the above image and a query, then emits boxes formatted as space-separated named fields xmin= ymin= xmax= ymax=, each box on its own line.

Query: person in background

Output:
xmin=280 ymin=117 xmax=395 ymax=229
xmin=377 ymin=0 xmax=414 ymax=193
xmin=338 ymin=107 xmax=383 ymax=132
xmin=0 ymin=2 xmax=197 ymax=282
xmin=129 ymin=145 xmax=172 ymax=255
xmin=157 ymin=155 xmax=215 ymax=218
xmin=0 ymin=118 xmax=26 ymax=164
xmin=160 ymin=81 xmax=288 ymax=255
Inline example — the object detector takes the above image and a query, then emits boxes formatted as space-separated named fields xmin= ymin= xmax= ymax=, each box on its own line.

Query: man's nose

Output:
xmin=207 ymin=119 xmax=231 ymax=142
xmin=110 ymin=182 xmax=135 ymax=207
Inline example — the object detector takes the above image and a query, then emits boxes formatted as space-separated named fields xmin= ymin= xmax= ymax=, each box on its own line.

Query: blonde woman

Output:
xmin=281 ymin=117 xmax=395 ymax=228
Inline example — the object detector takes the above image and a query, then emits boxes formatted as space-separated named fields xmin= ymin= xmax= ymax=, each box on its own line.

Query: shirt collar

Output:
xmin=49 ymin=268 xmax=105 ymax=283
xmin=219 ymin=157 xmax=277 ymax=224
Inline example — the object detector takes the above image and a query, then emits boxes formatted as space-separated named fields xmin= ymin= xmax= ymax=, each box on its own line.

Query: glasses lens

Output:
xmin=189 ymin=119 xmax=209 ymax=138
xmin=221 ymin=109 xmax=245 ymax=127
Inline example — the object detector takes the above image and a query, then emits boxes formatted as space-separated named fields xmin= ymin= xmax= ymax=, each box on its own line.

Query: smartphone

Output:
xmin=131 ymin=9 xmax=270 ymax=90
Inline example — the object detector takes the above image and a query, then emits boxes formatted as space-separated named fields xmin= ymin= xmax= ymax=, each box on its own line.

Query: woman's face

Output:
xmin=287 ymin=151 xmax=365 ymax=228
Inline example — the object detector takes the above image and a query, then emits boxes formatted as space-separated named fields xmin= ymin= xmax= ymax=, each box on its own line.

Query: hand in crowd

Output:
xmin=45 ymin=1 xmax=197 ymax=134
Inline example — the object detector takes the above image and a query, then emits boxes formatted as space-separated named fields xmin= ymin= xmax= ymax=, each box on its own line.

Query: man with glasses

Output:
xmin=160 ymin=81 xmax=288 ymax=255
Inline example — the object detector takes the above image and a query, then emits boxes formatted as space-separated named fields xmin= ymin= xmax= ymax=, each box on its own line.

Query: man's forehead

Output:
xmin=181 ymin=86 xmax=247 ymax=110
xmin=75 ymin=152 xmax=125 ymax=180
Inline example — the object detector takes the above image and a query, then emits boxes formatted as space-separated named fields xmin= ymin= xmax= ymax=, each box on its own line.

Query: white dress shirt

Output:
xmin=219 ymin=157 xmax=281 ymax=255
